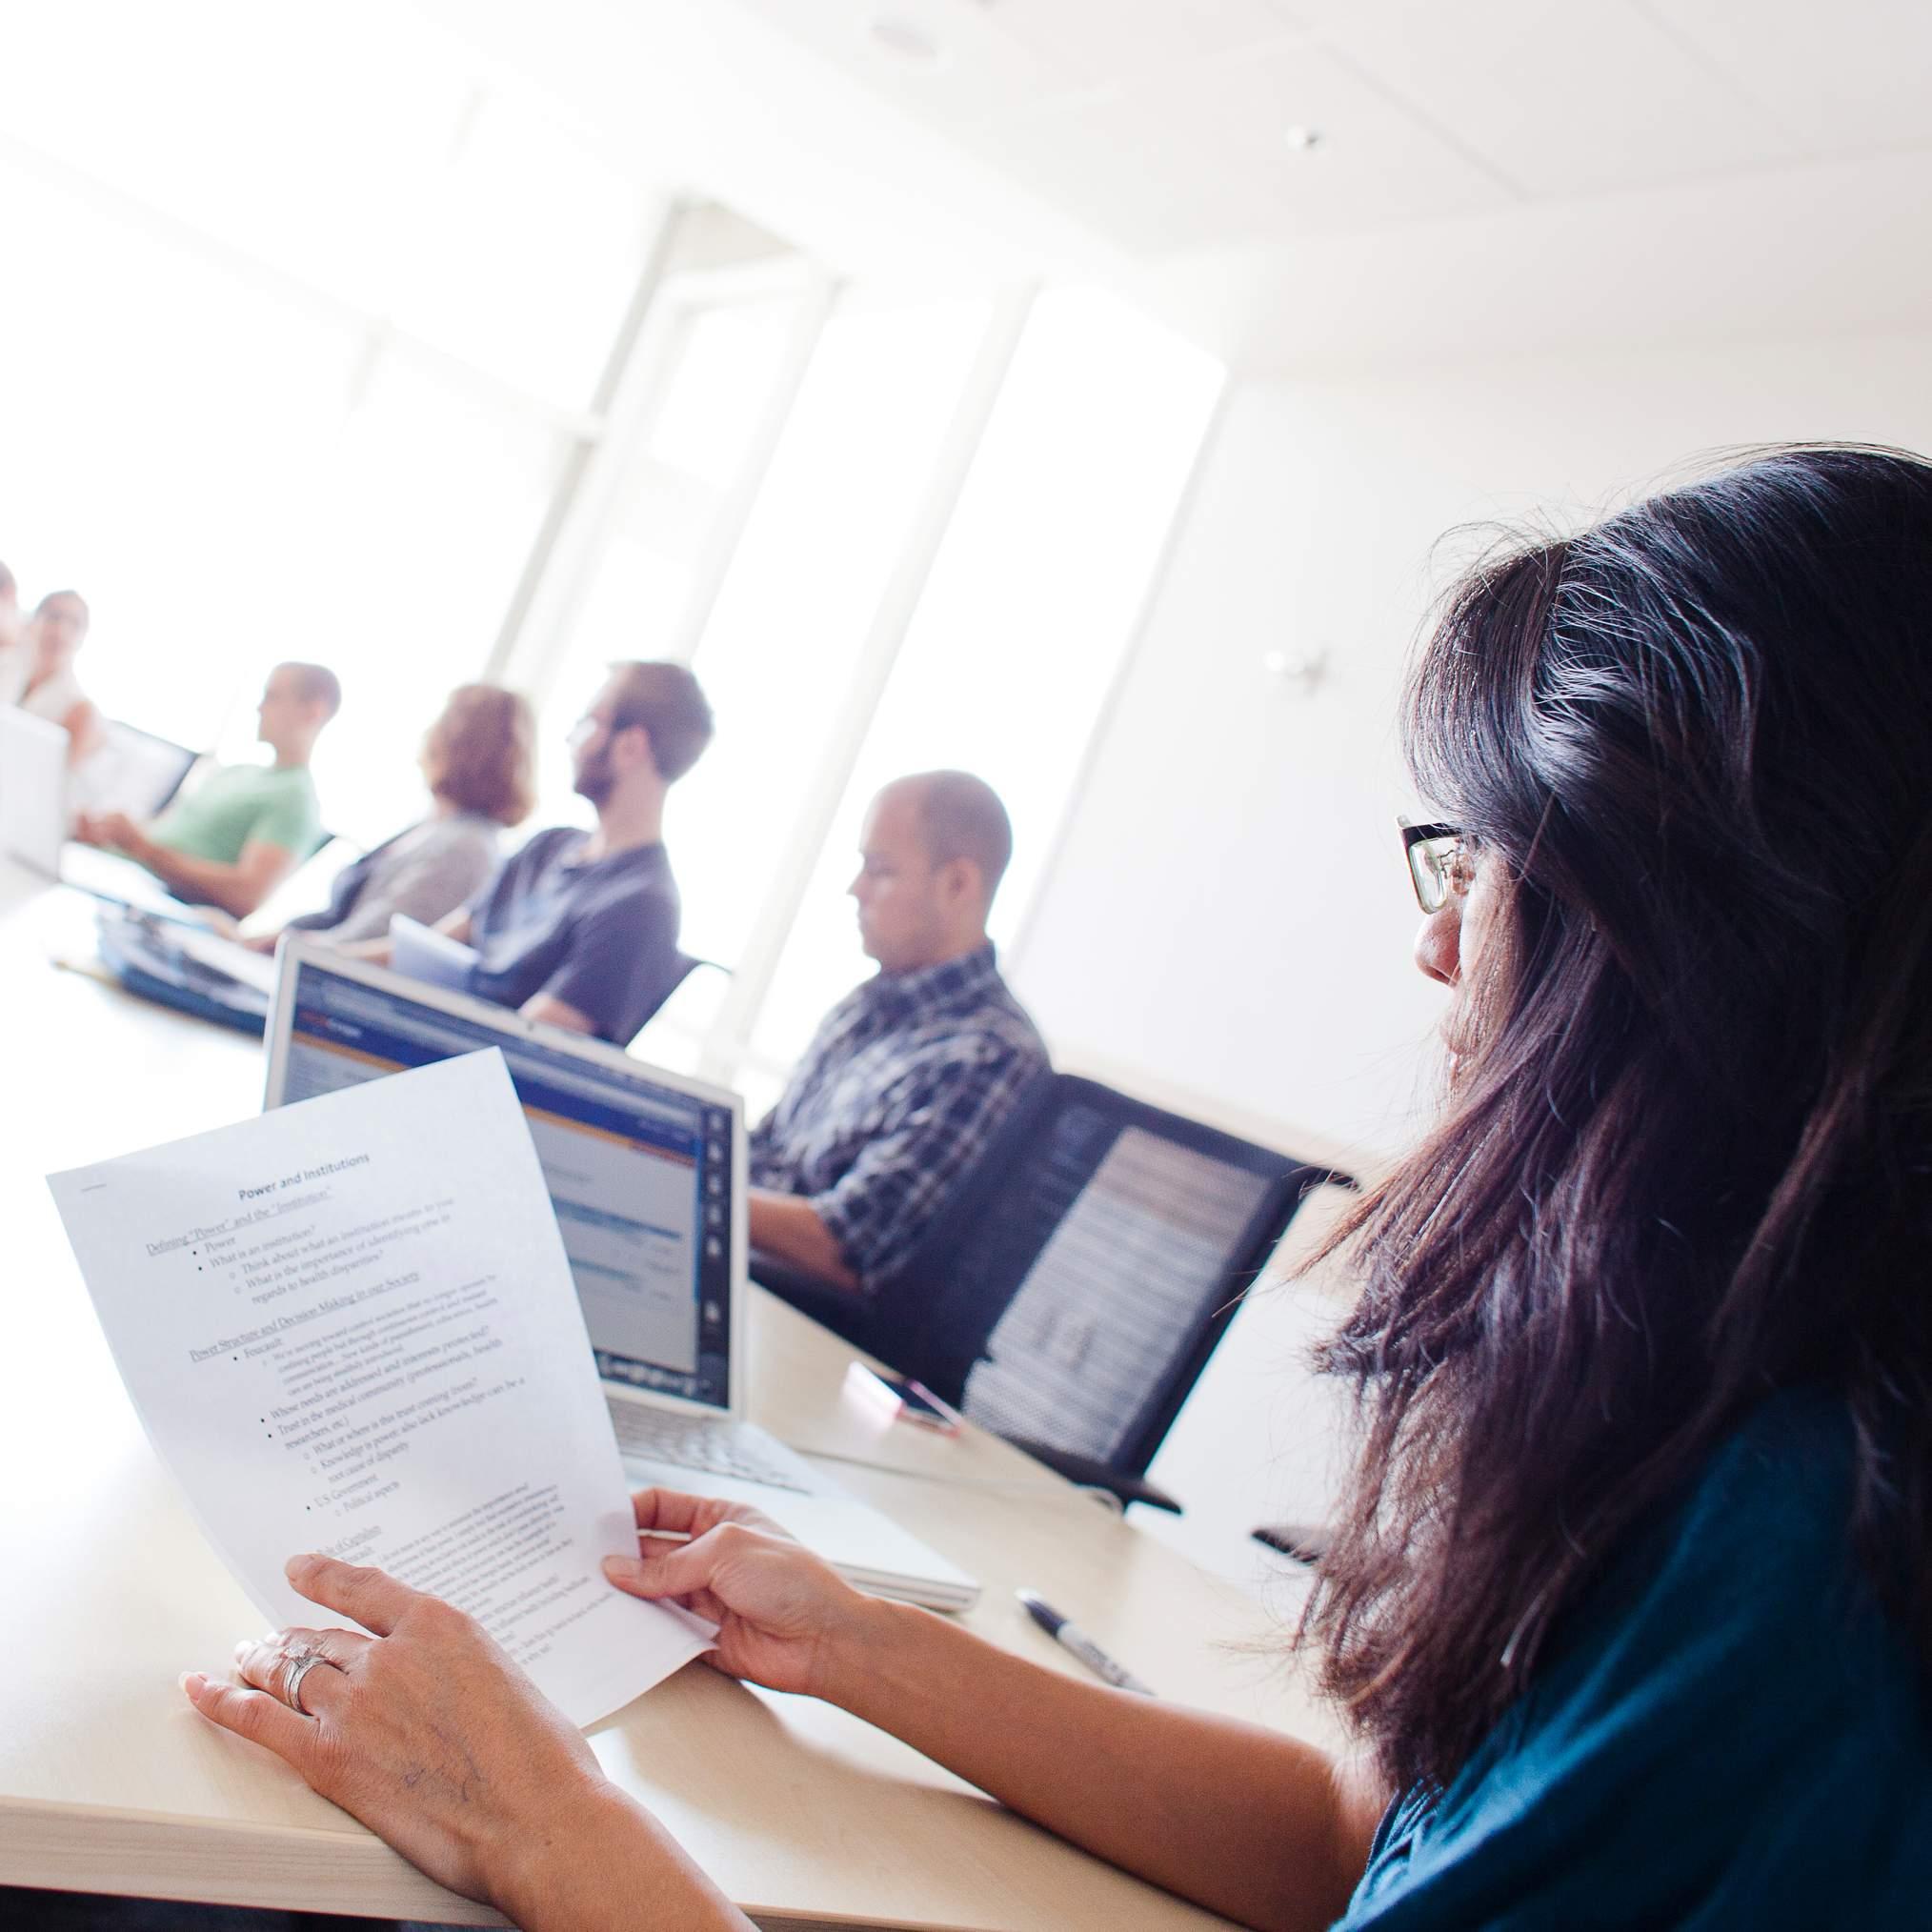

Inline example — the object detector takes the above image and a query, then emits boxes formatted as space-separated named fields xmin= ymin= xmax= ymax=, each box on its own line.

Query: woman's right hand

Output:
xmin=603 ymin=1488 xmax=882 ymax=1701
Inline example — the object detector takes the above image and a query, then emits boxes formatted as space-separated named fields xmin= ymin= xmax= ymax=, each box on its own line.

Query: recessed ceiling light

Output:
xmin=1284 ymin=125 xmax=1323 ymax=151
xmin=870 ymin=15 xmax=948 ymax=66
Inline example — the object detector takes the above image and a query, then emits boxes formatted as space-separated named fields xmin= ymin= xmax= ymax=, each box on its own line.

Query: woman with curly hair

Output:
xmin=248 ymin=682 xmax=535 ymax=950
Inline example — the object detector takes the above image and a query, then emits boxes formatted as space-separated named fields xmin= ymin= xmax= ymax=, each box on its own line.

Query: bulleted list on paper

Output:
xmin=48 ymin=1049 xmax=712 ymax=1727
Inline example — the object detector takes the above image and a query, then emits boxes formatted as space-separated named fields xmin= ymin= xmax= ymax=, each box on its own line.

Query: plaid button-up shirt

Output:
xmin=749 ymin=943 xmax=1048 ymax=1290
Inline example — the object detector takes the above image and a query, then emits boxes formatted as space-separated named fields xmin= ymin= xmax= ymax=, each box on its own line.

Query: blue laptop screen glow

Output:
xmin=276 ymin=958 xmax=735 ymax=1409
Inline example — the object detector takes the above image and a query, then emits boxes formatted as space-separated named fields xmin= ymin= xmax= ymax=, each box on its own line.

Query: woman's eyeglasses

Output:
xmin=1399 ymin=816 xmax=1475 ymax=915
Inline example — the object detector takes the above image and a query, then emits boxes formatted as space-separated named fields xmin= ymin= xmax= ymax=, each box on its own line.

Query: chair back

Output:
xmin=624 ymin=951 xmax=725 ymax=1051
xmin=871 ymin=1074 xmax=1341 ymax=1482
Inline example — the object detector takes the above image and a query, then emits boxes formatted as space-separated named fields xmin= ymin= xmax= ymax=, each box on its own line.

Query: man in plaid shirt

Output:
xmin=747 ymin=772 xmax=1048 ymax=1294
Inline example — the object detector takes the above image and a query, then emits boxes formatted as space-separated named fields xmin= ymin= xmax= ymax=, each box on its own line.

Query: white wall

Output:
xmin=1016 ymin=330 xmax=1932 ymax=1584
xmin=1015 ymin=328 xmax=1932 ymax=1163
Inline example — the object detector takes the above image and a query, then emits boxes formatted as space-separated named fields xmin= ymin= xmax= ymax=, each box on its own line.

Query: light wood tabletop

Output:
xmin=0 ymin=862 xmax=1345 ymax=1930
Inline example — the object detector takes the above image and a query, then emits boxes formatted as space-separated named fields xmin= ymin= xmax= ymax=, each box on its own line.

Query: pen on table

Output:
xmin=1016 ymin=1589 xmax=1155 ymax=1696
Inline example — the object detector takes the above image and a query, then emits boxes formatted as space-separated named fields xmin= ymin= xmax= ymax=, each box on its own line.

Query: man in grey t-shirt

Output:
xmin=351 ymin=662 xmax=714 ymax=1044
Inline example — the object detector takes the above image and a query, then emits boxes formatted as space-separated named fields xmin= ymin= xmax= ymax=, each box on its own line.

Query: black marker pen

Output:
xmin=1016 ymin=1589 xmax=1154 ymax=1695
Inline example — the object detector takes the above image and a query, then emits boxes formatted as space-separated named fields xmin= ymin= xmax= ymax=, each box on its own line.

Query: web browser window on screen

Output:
xmin=276 ymin=960 xmax=735 ymax=1410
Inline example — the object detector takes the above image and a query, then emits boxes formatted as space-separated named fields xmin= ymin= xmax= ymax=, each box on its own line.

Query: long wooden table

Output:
xmin=0 ymin=861 xmax=1344 ymax=1929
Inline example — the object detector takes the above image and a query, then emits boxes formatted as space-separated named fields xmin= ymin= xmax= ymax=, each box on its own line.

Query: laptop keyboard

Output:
xmin=608 ymin=1403 xmax=814 ymax=1495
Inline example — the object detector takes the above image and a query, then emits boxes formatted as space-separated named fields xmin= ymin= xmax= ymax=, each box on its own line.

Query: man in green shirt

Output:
xmin=77 ymin=661 xmax=340 ymax=917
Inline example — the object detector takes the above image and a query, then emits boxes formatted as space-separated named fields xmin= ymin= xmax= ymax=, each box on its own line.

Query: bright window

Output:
xmin=0 ymin=2 xmax=661 ymax=854
xmin=223 ymin=352 xmax=569 ymax=846
xmin=0 ymin=155 xmax=361 ymax=749
xmin=748 ymin=290 xmax=1223 ymax=1068
xmin=4 ymin=2 xmax=473 ymax=317
xmin=531 ymin=281 xmax=826 ymax=825
xmin=0 ymin=8 xmax=1228 ymax=1105
xmin=671 ymin=292 xmax=995 ymax=969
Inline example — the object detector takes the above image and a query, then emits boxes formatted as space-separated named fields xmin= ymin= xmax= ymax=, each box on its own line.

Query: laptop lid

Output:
xmin=263 ymin=939 xmax=746 ymax=1422
xmin=91 ymin=720 xmax=199 ymax=818
xmin=0 ymin=710 xmax=70 ymax=875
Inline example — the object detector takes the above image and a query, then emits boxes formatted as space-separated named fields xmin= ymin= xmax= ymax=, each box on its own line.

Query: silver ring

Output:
xmin=282 ymin=1652 xmax=327 ymax=1715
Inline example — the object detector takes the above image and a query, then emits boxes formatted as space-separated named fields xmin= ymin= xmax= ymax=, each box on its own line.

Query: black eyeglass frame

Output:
xmin=1399 ymin=815 xmax=1467 ymax=916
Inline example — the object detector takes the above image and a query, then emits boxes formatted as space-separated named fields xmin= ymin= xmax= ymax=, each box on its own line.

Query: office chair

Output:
xmin=755 ymin=1073 xmax=1348 ymax=1513
xmin=625 ymin=952 xmax=730 ymax=1059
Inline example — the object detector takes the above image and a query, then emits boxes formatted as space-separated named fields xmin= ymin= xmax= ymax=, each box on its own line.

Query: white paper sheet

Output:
xmin=48 ymin=1048 xmax=713 ymax=1727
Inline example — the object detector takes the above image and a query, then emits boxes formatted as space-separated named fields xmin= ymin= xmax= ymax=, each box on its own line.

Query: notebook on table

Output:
xmin=92 ymin=908 xmax=275 ymax=1033
xmin=261 ymin=941 xmax=979 ymax=1613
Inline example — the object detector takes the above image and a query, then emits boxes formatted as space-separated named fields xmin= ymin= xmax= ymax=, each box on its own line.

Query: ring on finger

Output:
xmin=282 ymin=1652 xmax=330 ymax=1715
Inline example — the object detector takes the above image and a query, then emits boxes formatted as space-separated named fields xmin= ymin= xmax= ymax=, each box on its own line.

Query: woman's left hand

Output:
xmin=182 ymin=1553 xmax=607 ymax=1912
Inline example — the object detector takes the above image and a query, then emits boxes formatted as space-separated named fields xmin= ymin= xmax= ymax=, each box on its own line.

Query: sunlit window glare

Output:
xmin=0 ymin=4 xmax=1224 ymax=1094
xmin=747 ymin=290 xmax=1223 ymax=1073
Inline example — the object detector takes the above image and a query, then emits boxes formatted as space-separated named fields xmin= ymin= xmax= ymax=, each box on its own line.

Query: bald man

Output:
xmin=748 ymin=772 xmax=1049 ymax=1294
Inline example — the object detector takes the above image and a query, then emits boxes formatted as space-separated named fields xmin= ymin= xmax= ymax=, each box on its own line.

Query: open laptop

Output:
xmin=262 ymin=940 xmax=979 ymax=1612
xmin=90 ymin=718 xmax=198 ymax=819
xmin=0 ymin=709 xmax=69 ymax=875
xmin=0 ymin=708 xmax=205 ymax=922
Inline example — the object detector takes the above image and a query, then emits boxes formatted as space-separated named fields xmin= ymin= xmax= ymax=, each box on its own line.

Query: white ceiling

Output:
xmin=729 ymin=0 xmax=1932 ymax=252
xmin=437 ymin=0 xmax=1932 ymax=372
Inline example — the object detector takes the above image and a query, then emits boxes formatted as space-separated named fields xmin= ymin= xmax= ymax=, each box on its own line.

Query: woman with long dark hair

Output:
xmin=181 ymin=446 xmax=1931 ymax=1928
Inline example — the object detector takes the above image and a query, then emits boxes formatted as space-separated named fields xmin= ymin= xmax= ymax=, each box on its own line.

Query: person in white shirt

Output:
xmin=15 ymin=589 xmax=104 ymax=767
xmin=0 ymin=561 xmax=23 ymax=707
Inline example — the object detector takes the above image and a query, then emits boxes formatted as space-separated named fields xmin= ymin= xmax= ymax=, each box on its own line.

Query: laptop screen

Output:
xmin=0 ymin=708 xmax=69 ymax=875
xmin=270 ymin=953 xmax=737 ymax=1412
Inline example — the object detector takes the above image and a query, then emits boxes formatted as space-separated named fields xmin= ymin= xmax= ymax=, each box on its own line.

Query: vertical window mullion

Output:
xmin=481 ymin=193 xmax=691 ymax=700
xmin=693 ymin=281 xmax=1037 ymax=1089
xmin=659 ymin=270 xmax=838 ymax=666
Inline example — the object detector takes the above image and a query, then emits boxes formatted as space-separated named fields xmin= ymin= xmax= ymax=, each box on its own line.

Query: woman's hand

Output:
xmin=604 ymin=1488 xmax=885 ymax=1700
xmin=181 ymin=1553 xmax=608 ymax=1912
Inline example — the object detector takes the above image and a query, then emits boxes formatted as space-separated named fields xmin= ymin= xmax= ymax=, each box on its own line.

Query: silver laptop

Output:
xmin=90 ymin=718 xmax=198 ymax=819
xmin=262 ymin=940 xmax=979 ymax=1612
xmin=0 ymin=708 xmax=204 ymax=922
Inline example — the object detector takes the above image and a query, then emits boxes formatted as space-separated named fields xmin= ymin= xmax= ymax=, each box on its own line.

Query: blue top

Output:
xmin=749 ymin=943 xmax=1047 ymax=1287
xmin=464 ymin=826 xmax=684 ymax=1045
xmin=1338 ymin=1390 xmax=1930 ymax=1928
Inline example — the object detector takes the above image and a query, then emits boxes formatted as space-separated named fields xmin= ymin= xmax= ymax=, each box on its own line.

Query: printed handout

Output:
xmin=48 ymin=1048 xmax=713 ymax=1727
